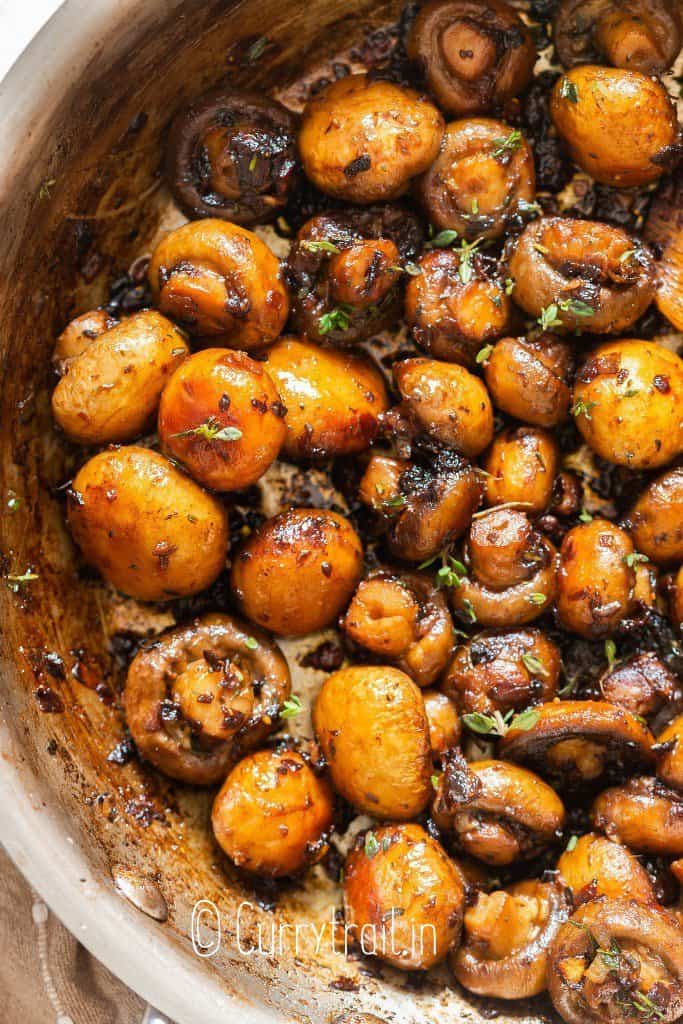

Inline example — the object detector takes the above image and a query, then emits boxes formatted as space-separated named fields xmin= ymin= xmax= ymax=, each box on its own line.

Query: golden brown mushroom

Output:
xmin=557 ymin=519 xmax=636 ymax=639
xmin=483 ymin=427 xmax=559 ymax=514
xmin=423 ymin=689 xmax=462 ymax=759
xmin=626 ymin=467 xmax=683 ymax=566
xmin=557 ymin=832 xmax=656 ymax=904
xmin=598 ymin=653 xmax=677 ymax=720
xmin=644 ymin=166 xmax=683 ymax=331
xmin=553 ymin=0 xmax=682 ymax=74
xmin=483 ymin=334 xmax=573 ymax=428
xmin=657 ymin=714 xmax=683 ymax=791
xmin=592 ymin=776 xmax=683 ymax=857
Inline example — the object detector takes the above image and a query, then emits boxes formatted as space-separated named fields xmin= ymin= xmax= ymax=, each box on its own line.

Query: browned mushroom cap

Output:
xmin=415 ymin=118 xmax=536 ymax=241
xmin=592 ymin=776 xmax=683 ymax=857
xmin=53 ymin=308 xmax=119 ymax=370
xmin=423 ymin=689 xmax=462 ymax=758
xmin=548 ymin=898 xmax=683 ymax=1024
xmin=453 ymin=878 xmax=571 ymax=999
xmin=644 ymin=167 xmax=683 ymax=332
xmin=165 ymin=88 xmax=299 ymax=224
xmin=553 ymin=0 xmax=682 ymax=74
xmin=341 ymin=570 xmax=454 ymax=687
xmin=483 ymin=333 xmax=574 ymax=428
xmin=483 ymin=426 xmax=559 ymax=515
xmin=508 ymin=217 xmax=656 ymax=335
xmin=433 ymin=758 xmax=566 ymax=865
xmin=499 ymin=701 xmax=656 ymax=790
xmin=443 ymin=627 xmax=561 ymax=715
xmin=626 ymin=467 xmax=683 ymax=566
xmin=556 ymin=832 xmax=656 ymax=904
xmin=657 ymin=714 xmax=683 ymax=791
xmin=407 ymin=0 xmax=536 ymax=117
xmin=672 ymin=565 xmax=683 ymax=629
xmin=124 ymin=613 xmax=291 ymax=785
xmin=557 ymin=519 xmax=636 ymax=640
xmin=598 ymin=653 xmax=677 ymax=720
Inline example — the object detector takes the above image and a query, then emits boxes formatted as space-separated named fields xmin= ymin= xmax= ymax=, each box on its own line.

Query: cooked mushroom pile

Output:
xmin=47 ymin=1 xmax=683 ymax=1019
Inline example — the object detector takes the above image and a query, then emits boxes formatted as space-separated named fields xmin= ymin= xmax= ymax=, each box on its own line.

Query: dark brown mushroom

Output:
xmin=656 ymin=714 xmax=683 ymax=791
xmin=644 ymin=166 xmax=683 ymax=332
xmin=592 ymin=776 xmax=683 ymax=857
xmin=553 ymin=0 xmax=682 ymax=74
xmin=598 ymin=653 xmax=678 ymax=720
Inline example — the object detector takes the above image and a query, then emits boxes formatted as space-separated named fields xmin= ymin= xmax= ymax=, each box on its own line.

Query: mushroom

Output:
xmin=656 ymin=714 xmax=683 ymax=791
xmin=625 ymin=467 xmax=683 ymax=566
xmin=598 ymin=653 xmax=677 ymax=720
xmin=124 ymin=613 xmax=291 ymax=785
xmin=557 ymin=832 xmax=656 ymax=904
xmin=423 ymin=690 xmax=462 ymax=759
xmin=165 ymin=88 xmax=299 ymax=224
xmin=557 ymin=519 xmax=637 ymax=639
xmin=483 ymin=333 xmax=573 ymax=428
xmin=644 ymin=167 xmax=683 ymax=332
xmin=499 ymin=700 xmax=656 ymax=790
xmin=483 ymin=426 xmax=559 ymax=515
xmin=592 ymin=776 xmax=683 ymax=857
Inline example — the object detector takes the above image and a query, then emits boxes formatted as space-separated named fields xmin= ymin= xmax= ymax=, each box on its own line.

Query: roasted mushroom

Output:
xmin=53 ymin=308 xmax=119 ymax=369
xmin=572 ymin=340 xmax=683 ymax=470
xmin=165 ymin=88 xmax=299 ymax=224
xmin=299 ymin=73 xmax=444 ymax=202
xmin=499 ymin=700 xmax=656 ymax=790
xmin=644 ymin=166 xmax=683 ymax=331
xmin=262 ymin=336 xmax=388 ymax=459
xmin=599 ymin=653 xmax=677 ymax=720
xmin=433 ymin=758 xmax=566 ymax=866
xmin=483 ymin=427 xmax=559 ymax=514
xmin=407 ymin=0 xmax=536 ymax=117
xmin=449 ymin=509 xmax=558 ymax=628
xmin=313 ymin=665 xmax=432 ymax=819
xmin=285 ymin=205 xmax=423 ymax=346
xmin=341 ymin=570 xmax=454 ymax=687
xmin=483 ymin=333 xmax=573 ymax=428
xmin=673 ymin=565 xmax=683 ymax=629
xmin=67 ymin=447 xmax=229 ymax=601
xmin=423 ymin=689 xmax=462 ymax=758
xmin=557 ymin=519 xmax=636 ymax=639
xmin=508 ymin=217 xmax=656 ymax=334
xmin=453 ymin=878 xmax=571 ymax=998
xmin=550 ymin=66 xmax=680 ymax=187
xmin=557 ymin=832 xmax=656 ymax=904
xmin=548 ymin=898 xmax=683 ymax=1024
xmin=344 ymin=823 xmax=465 ymax=970
xmin=212 ymin=749 xmax=334 ymax=876
xmin=148 ymin=219 xmax=289 ymax=347
xmin=158 ymin=348 xmax=286 ymax=491
xmin=404 ymin=247 xmax=514 ymax=366
xmin=656 ymin=714 xmax=683 ymax=791
xmin=592 ymin=776 xmax=683 ymax=857
xmin=625 ymin=467 xmax=683 ymax=567
xmin=230 ymin=508 xmax=363 ymax=636
xmin=553 ymin=0 xmax=682 ymax=74
xmin=124 ymin=613 xmax=290 ymax=784
xmin=52 ymin=310 xmax=189 ymax=445
xmin=442 ymin=627 xmax=561 ymax=715
xmin=415 ymin=118 xmax=536 ymax=241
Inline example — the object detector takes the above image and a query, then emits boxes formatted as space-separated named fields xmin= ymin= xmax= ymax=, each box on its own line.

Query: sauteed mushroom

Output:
xmin=499 ymin=700 xmax=655 ymax=789
xmin=599 ymin=653 xmax=677 ymax=720
xmin=572 ymin=340 xmax=683 ymax=470
xmin=550 ymin=66 xmax=680 ymax=187
xmin=644 ymin=166 xmax=683 ymax=331
xmin=53 ymin=308 xmax=118 ymax=368
xmin=592 ymin=777 xmax=683 ymax=857
xmin=341 ymin=570 xmax=454 ymax=687
xmin=557 ymin=519 xmax=636 ymax=639
xmin=508 ymin=217 xmax=656 ymax=334
xmin=212 ymin=749 xmax=334 ymax=876
xmin=165 ymin=88 xmax=299 ymax=224
xmin=626 ymin=467 xmax=683 ymax=566
xmin=553 ymin=0 xmax=682 ymax=74
xmin=148 ymin=219 xmax=289 ymax=347
xmin=230 ymin=508 xmax=363 ymax=636
xmin=404 ymin=248 xmax=513 ymax=366
xmin=52 ymin=310 xmax=189 ymax=445
xmin=656 ymin=715 xmax=683 ymax=792
xmin=449 ymin=509 xmax=558 ymax=627
xmin=124 ymin=613 xmax=290 ymax=784
xmin=557 ymin=833 xmax=656 ymax=904
xmin=415 ymin=118 xmax=536 ymax=240
xmin=67 ymin=446 xmax=229 ymax=601
xmin=548 ymin=898 xmax=683 ymax=1024
xmin=673 ymin=566 xmax=683 ymax=629
xmin=423 ymin=690 xmax=462 ymax=758
xmin=343 ymin=823 xmax=465 ymax=970
xmin=313 ymin=665 xmax=432 ymax=819
xmin=299 ymin=73 xmax=444 ymax=202
xmin=483 ymin=427 xmax=559 ymax=514
xmin=453 ymin=878 xmax=571 ymax=998
xmin=433 ymin=758 xmax=566 ymax=866
xmin=483 ymin=333 xmax=573 ymax=427
xmin=158 ymin=348 xmax=286 ymax=491
xmin=407 ymin=0 xmax=536 ymax=116
xmin=442 ymin=627 xmax=560 ymax=715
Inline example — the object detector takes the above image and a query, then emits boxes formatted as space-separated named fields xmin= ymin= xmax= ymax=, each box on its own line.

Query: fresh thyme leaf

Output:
xmin=384 ymin=495 xmax=407 ymax=509
xmin=319 ymin=305 xmax=351 ymax=334
xmin=605 ymin=638 xmax=617 ymax=669
xmin=521 ymin=654 xmax=548 ymax=677
xmin=245 ymin=636 xmax=259 ymax=650
xmin=505 ymin=277 xmax=515 ymax=295
xmin=624 ymin=551 xmax=649 ymax=568
xmin=247 ymin=36 xmax=268 ymax=62
xmin=462 ymin=711 xmax=500 ymax=736
xmin=364 ymin=831 xmax=380 ymax=857
xmin=171 ymin=417 xmax=243 ymax=442
xmin=565 ymin=835 xmax=579 ymax=852
xmin=426 ymin=229 xmax=458 ymax=249
xmin=280 ymin=694 xmax=303 ymax=718
xmin=538 ymin=303 xmax=563 ymax=330
xmin=509 ymin=708 xmax=540 ymax=731
xmin=462 ymin=598 xmax=477 ymax=623
xmin=572 ymin=399 xmax=597 ymax=420
xmin=403 ymin=261 xmax=422 ymax=276
xmin=560 ymin=77 xmax=579 ymax=103
xmin=528 ymin=592 xmax=547 ymax=605
xmin=491 ymin=129 xmax=523 ymax=160
xmin=431 ymin=773 xmax=442 ymax=790
xmin=38 ymin=178 xmax=56 ymax=200
xmin=476 ymin=344 xmax=493 ymax=364
xmin=457 ymin=237 xmax=483 ymax=284
xmin=578 ymin=508 xmax=593 ymax=523
xmin=301 ymin=239 xmax=342 ymax=255
xmin=6 ymin=570 xmax=39 ymax=592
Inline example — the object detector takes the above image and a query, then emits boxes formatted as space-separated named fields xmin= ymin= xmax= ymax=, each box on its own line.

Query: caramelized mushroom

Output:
xmin=433 ymin=758 xmax=566 ymax=866
xmin=550 ymin=66 xmax=680 ymax=187
xmin=626 ymin=467 xmax=683 ymax=566
xmin=404 ymin=248 xmax=514 ymax=366
xmin=407 ymin=0 xmax=536 ymax=117
xmin=165 ymin=88 xmax=299 ymax=223
xmin=344 ymin=823 xmax=465 ymax=970
xmin=557 ymin=519 xmax=636 ymax=639
xmin=299 ymin=74 xmax=444 ymax=203
xmin=341 ymin=570 xmax=454 ymax=687
xmin=673 ymin=565 xmax=683 ymax=629
xmin=553 ymin=0 xmax=682 ymax=74
xmin=423 ymin=689 xmax=462 ymax=758
xmin=592 ymin=776 xmax=683 ymax=857
xmin=415 ymin=118 xmax=536 ymax=241
xmin=599 ymin=653 xmax=677 ymax=720
xmin=124 ymin=613 xmax=290 ymax=784
xmin=450 ymin=509 xmax=558 ymax=627
xmin=483 ymin=333 xmax=573 ymax=428
xmin=53 ymin=308 xmax=118 ymax=368
xmin=499 ymin=700 xmax=656 ymax=790
xmin=483 ymin=427 xmax=559 ymax=514
xmin=453 ymin=879 xmax=571 ymax=998
xmin=557 ymin=833 xmax=656 ymax=904
xmin=230 ymin=508 xmax=363 ymax=636
xmin=147 ymin=219 xmax=289 ymax=347
xmin=212 ymin=749 xmax=334 ymax=876
xmin=644 ymin=166 xmax=683 ymax=331
xmin=313 ymin=665 xmax=432 ymax=819
xmin=572 ymin=340 xmax=683 ymax=470
xmin=442 ymin=627 xmax=561 ymax=715
xmin=549 ymin=898 xmax=683 ymax=1024
xmin=508 ymin=217 xmax=656 ymax=334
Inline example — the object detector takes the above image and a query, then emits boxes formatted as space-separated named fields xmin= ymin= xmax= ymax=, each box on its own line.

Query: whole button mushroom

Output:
xmin=657 ymin=714 xmax=683 ymax=792
xmin=557 ymin=519 xmax=637 ymax=639
xmin=483 ymin=334 xmax=573 ymax=428
xmin=592 ymin=776 xmax=683 ymax=857
xmin=423 ymin=690 xmax=462 ymax=759
xmin=626 ymin=467 xmax=683 ymax=566
xmin=556 ymin=832 xmax=656 ymax=904
xmin=644 ymin=167 xmax=683 ymax=331
xmin=482 ymin=426 xmax=559 ymax=515
xmin=553 ymin=0 xmax=682 ymax=74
